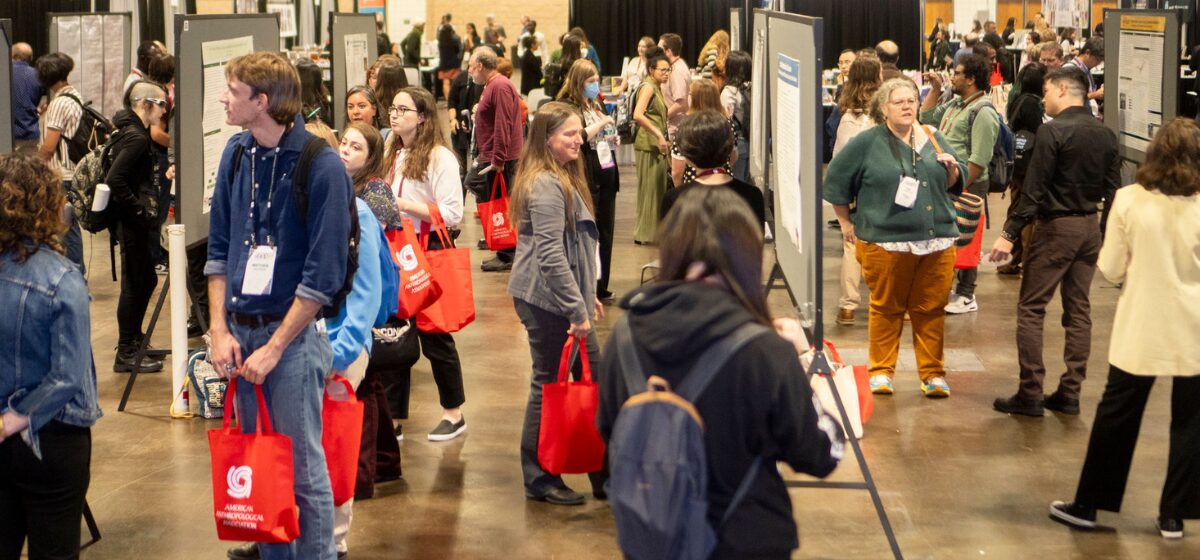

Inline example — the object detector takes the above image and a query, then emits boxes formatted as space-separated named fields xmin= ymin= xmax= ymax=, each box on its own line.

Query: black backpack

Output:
xmin=230 ymin=136 xmax=359 ymax=318
xmin=58 ymin=92 xmax=115 ymax=164
xmin=616 ymin=82 xmax=645 ymax=144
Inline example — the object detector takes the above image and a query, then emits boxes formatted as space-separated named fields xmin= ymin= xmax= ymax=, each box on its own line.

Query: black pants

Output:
xmin=115 ymin=220 xmax=159 ymax=345
xmin=481 ymin=163 xmax=517 ymax=263
xmin=1074 ymin=365 xmax=1200 ymax=519
xmin=0 ymin=422 xmax=92 ymax=560
xmin=373 ymin=317 xmax=466 ymax=414
xmin=354 ymin=366 xmax=401 ymax=500
xmin=592 ymin=184 xmax=617 ymax=296
xmin=369 ymin=321 xmax=421 ymax=419
xmin=187 ymin=241 xmax=210 ymax=327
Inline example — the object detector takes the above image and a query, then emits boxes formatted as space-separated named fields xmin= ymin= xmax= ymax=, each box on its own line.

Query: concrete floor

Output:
xmin=68 ymin=166 xmax=1198 ymax=560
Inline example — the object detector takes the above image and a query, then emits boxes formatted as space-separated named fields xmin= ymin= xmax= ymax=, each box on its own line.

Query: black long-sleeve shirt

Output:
xmin=1002 ymin=106 xmax=1119 ymax=242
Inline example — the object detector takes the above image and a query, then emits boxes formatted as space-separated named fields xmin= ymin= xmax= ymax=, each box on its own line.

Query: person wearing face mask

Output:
xmin=557 ymin=59 xmax=619 ymax=302
xmin=382 ymin=86 xmax=469 ymax=442
xmin=508 ymin=101 xmax=603 ymax=506
xmin=107 ymin=80 xmax=171 ymax=372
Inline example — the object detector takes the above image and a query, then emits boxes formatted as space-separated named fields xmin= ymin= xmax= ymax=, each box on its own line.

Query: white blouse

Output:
xmin=389 ymin=145 xmax=464 ymax=234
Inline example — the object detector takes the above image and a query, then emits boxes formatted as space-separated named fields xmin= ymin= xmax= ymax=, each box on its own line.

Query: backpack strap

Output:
xmin=675 ymin=322 xmax=772 ymax=403
xmin=719 ymin=456 xmax=764 ymax=528
xmin=290 ymin=136 xmax=333 ymax=225
xmin=613 ymin=317 xmax=650 ymax=395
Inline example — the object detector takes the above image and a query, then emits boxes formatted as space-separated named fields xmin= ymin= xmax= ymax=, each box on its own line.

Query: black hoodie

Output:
xmin=598 ymin=281 xmax=843 ymax=558
xmin=104 ymin=109 xmax=157 ymax=226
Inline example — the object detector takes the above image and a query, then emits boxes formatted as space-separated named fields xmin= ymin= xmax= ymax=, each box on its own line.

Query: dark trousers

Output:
xmin=593 ymin=185 xmax=617 ymax=296
xmin=372 ymin=317 xmax=466 ymax=413
xmin=1075 ymin=365 xmax=1200 ymax=519
xmin=953 ymin=180 xmax=989 ymax=298
xmin=1016 ymin=215 xmax=1101 ymax=400
xmin=115 ymin=220 xmax=159 ymax=345
xmin=369 ymin=322 xmax=421 ymax=419
xmin=512 ymin=298 xmax=603 ymax=496
xmin=482 ymin=163 xmax=517 ymax=262
xmin=187 ymin=241 xmax=210 ymax=326
xmin=354 ymin=367 xmax=402 ymax=500
xmin=0 ymin=422 xmax=92 ymax=560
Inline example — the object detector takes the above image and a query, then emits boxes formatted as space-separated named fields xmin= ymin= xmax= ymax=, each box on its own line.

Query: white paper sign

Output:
xmin=775 ymin=54 xmax=803 ymax=249
xmin=200 ymin=36 xmax=254 ymax=215
xmin=344 ymin=33 xmax=369 ymax=89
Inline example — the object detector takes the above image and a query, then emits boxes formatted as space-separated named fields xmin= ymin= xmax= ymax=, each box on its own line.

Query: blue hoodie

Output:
xmin=326 ymin=199 xmax=383 ymax=371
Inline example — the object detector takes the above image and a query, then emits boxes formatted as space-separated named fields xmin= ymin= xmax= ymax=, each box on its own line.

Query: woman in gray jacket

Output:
xmin=508 ymin=102 xmax=603 ymax=506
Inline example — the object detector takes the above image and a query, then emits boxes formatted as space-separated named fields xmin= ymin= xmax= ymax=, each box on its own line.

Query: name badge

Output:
xmin=597 ymin=140 xmax=616 ymax=169
xmin=241 ymin=245 xmax=277 ymax=296
xmin=894 ymin=176 xmax=920 ymax=209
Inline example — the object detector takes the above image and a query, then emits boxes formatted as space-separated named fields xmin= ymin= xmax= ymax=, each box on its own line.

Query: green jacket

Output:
xmin=919 ymin=91 xmax=1000 ymax=187
xmin=401 ymin=28 xmax=423 ymax=65
xmin=824 ymin=125 xmax=967 ymax=243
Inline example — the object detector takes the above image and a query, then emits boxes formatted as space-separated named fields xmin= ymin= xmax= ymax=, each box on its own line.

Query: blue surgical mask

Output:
xmin=584 ymin=82 xmax=601 ymax=99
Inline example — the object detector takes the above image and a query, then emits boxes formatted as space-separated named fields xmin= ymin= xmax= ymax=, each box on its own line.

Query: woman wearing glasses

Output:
xmin=632 ymin=47 xmax=672 ymax=245
xmin=382 ymin=86 xmax=470 ymax=442
xmin=824 ymin=78 xmax=967 ymax=400
xmin=108 ymin=80 xmax=172 ymax=373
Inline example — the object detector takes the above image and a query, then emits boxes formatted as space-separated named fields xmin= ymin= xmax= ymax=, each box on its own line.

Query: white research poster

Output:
xmin=200 ymin=36 xmax=254 ymax=215
xmin=1117 ymin=29 xmax=1165 ymax=153
xmin=775 ymin=53 xmax=802 ymax=250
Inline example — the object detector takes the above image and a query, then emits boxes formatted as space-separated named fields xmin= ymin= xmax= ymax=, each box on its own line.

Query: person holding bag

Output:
xmin=384 ymin=86 xmax=468 ymax=442
xmin=509 ymin=102 xmax=604 ymax=506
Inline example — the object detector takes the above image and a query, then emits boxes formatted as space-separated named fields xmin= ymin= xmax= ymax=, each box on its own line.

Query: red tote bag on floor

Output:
xmin=208 ymin=379 xmax=300 ymax=543
xmin=416 ymin=205 xmax=476 ymax=333
xmin=322 ymin=375 xmax=365 ymax=507
xmin=386 ymin=221 xmax=443 ymax=319
xmin=477 ymin=173 xmax=518 ymax=250
xmin=538 ymin=335 xmax=606 ymax=475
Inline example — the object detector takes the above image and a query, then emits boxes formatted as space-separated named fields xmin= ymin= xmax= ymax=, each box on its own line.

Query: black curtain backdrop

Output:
xmin=0 ymin=0 xmax=109 ymax=60
xmin=784 ymin=0 xmax=922 ymax=70
xmin=570 ymin=0 xmax=742 ymax=77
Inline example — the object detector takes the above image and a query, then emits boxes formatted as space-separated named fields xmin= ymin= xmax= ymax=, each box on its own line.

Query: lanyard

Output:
xmin=248 ymin=145 xmax=281 ymax=247
xmin=941 ymin=91 xmax=986 ymax=133
xmin=886 ymin=129 xmax=919 ymax=178
xmin=695 ymin=167 xmax=729 ymax=178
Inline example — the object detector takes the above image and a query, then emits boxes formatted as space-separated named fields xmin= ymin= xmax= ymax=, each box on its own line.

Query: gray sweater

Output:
xmin=507 ymin=173 xmax=599 ymax=324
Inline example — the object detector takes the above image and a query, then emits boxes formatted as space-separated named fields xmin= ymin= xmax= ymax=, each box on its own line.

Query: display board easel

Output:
xmin=331 ymin=13 xmax=379 ymax=131
xmin=47 ymin=12 xmax=131 ymax=120
xmin=760 ymin=10 xmax=903 ymax=559
xmin=1104 ymin=9 xmax=1181 ymax=164
xmin=0 ymin=19 xmax=14 ymax=154
xmin=748 ymin=9 xmax=770 ymax=189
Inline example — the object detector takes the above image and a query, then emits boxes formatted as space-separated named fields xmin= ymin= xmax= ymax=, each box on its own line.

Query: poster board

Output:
xmin=0 ymin=20 xmax=13 ymax=154
xmin=767 ymin=11 xmax=826 ymax=337
xmin=331 ymin=13 xmax=379 ymax=131
xmin=48 ymin=13 xmax=131 ymax=120
xmin=749 ymin=9 xmax=770 ymax=189
xmin=731 ymin=7 xmax=742 ymax=52
xmin=174 ymin=14 xmax=281 ymax=247
xmin=1104 ymin=10 xmax=1180 ymax=163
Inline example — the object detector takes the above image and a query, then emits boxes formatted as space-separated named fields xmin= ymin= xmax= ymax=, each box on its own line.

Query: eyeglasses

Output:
xmin=137 ymin=97 xmax=168 ymax=108
xmin=388 ymin=105 xmax=418 ymax=117
xmin=653 ymin=66 xmax=671 ymax=73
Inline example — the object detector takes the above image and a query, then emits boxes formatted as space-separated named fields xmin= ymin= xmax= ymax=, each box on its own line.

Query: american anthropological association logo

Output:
xmin=396 ymin=245 xmax=418 ymax=272
xmin=227 ymin=465 xmax=253 ymax=499
xmin=492 ymin=212 xmax=506 ymax=228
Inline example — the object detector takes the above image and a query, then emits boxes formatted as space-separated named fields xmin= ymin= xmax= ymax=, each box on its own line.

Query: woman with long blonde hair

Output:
xmin=508 ymin=101 xmax=603 ymax=506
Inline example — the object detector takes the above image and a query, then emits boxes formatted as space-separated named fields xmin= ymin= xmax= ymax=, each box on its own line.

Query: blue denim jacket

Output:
xmin=205 ymin=115 xmax=352 ymax=315
xmin=0 ymin=246 xmax=102 ymax=459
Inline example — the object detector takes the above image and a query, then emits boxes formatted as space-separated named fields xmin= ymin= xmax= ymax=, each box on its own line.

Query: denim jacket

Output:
xmin=0 ymin=246 xmax=101 ymax=459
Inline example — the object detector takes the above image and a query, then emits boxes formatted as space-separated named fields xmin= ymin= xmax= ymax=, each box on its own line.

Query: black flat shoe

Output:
xmin=1044 ymin=392 xmax=1080 ymax=415
xmin=527 ymin=487 xmax=585 ymax=506
xmin=227 ymin=542 xmax=260 ymax=560
xmin=1157 ymin=516 xmax=1184 ymax=539
xmin=993 ymin=394 xmax=1044 ymax=417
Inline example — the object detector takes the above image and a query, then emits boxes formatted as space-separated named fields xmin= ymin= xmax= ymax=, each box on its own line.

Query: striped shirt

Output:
xmin=42 ymin=86 xmax=83 ymax=181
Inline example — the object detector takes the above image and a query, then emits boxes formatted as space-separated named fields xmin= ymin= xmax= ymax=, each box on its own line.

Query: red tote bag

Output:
xmin=208 ymin=379 xmax=300 ymax=543
xmin=321 ymin=375 xmax=365 ymax=507
xmin=416 ymin=205 xmax=476 ymax=333
xmin=954 ymin=220 xmax=984 ymax=270
xmin=386 ymin=220 xmax=443 ymax=319
xmin=538 ymin=335 xmax=606 ymax=475
xmin=477 ymin=172 xmax=518 ymax=250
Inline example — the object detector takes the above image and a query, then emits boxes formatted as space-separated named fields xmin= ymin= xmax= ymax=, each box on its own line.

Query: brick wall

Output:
xmin=424 ymin=0 xmax=569 ymax=59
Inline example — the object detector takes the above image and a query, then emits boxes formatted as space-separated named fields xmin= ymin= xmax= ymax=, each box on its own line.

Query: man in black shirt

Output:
xmin=988 ymin=67 xmax=1120 ymax=417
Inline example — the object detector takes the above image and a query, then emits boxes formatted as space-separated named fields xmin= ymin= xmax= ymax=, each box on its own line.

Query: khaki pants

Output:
xmin=840 ymin=237 xmax=863 ymax=311
xmin=331 ymin=350 xmax=369 ymax=554
xmin=857 ymin=241 xmax=956 ymax=382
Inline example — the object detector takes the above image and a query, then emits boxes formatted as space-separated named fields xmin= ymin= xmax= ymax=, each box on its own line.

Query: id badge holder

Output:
xmin=597 ymin=141 xmax=616 ymax=170
xmin=894 ymin=175 xmax=920 ymax=209
xmin=241 ymin=245 xmax=277 ymax=296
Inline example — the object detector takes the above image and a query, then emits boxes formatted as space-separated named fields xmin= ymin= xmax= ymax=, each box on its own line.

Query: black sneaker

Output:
xmin=427 ymin=416 xmax=467 ymax=441
xmin=597 ymin=290 xmax=616 ymax=303
xmin=394 ymin=424 xmax=404 ymax=442
xmin=476 ymin=239 xmax=488 ymax=250
xmin=527 ymin=486 xmax=585 ymax=506
xmin=1049 ymin=500 xmax=1097 ymax=529
xmin=1157 ymin=516 xmax=1184 ymax=539
xmin=227 ymin=542 xmax=260 ymax=560
xmin=480 ymin=257 xmax=512 ymax=272
xmin=993 ymin=394 xmax=1044 ymax=417
xmin=1044 ymin=392 xmax=1081 ymax=415
xmin=113 ymin=348 xmax=164 ymax=373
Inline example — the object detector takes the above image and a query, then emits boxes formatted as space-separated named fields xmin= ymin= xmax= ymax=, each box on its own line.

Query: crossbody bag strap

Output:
xmin=612 ymin=317 xmax=650 ymax=395
xmin=675 ymin=322 xmax=772 ymax=402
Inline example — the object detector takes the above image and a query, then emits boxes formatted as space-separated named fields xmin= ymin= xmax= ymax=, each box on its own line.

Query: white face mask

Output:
xmin=581 ymin=47 xmax=588 ymax=56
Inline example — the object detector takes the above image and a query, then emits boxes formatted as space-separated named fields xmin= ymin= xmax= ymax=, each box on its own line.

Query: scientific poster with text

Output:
xmin=200 ymin=36 xmax=254 ymax=214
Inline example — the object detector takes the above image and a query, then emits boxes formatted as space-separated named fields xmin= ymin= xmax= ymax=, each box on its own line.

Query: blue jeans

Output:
xmin=230 ymin=320 xmax=335 ymax=560
xmin=61 ymin=180 xmax=84 ymax=275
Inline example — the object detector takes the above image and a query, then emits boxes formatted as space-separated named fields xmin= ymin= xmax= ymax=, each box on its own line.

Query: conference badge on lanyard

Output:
xmin=241 ymin=245 xmax=277 ymax=296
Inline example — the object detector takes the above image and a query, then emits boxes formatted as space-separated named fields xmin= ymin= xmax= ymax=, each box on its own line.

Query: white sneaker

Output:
xmin=945 ymin=294 xmax=978 ymax=314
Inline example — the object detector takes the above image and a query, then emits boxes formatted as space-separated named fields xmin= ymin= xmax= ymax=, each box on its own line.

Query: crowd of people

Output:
xmin=1 ymin=9 xmax=1198 ymax=560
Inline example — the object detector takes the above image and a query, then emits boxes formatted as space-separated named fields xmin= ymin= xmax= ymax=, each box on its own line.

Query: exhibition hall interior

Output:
xmin=1 ymin=0 xmax=1198 ymax=559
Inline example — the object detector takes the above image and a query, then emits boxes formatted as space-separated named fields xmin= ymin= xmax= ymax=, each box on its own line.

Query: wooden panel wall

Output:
xmin=926 ymin=0 xmax=955 ymax=35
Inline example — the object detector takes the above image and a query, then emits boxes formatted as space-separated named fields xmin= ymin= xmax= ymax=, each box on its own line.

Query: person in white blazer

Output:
xmin=1047 ymin=118 xmax=1200 ymax=540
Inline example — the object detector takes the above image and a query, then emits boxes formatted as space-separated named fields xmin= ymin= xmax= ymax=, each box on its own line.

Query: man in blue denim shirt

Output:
xmin=204 ymin=52 xmax=351 ymax=560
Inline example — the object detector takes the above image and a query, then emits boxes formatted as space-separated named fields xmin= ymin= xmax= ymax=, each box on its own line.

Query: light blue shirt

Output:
xmin=325 ymin=199 xmax=382 ymax=371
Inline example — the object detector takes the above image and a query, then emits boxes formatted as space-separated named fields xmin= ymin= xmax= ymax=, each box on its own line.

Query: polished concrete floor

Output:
xmin=68 ymin=166 xmax=1198 ymax=560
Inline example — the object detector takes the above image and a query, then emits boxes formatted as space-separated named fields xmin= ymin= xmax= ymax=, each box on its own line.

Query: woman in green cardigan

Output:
xmin=824 ymin=78 xmax=967 ymax=400
xmin=631 ymin=48 xmax=672 ymax=244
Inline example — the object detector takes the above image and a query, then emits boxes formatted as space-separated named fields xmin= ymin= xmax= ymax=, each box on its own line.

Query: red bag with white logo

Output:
xmin=385 ymin=220 xmax=443 ymax=319
xmin=477 ymin=172 xmax=517 ymax=250
xmin=321 ymin=375 xmax=364 ymax=506
xmin=208 ymin=379 xmax=300 ymax=543
xmin=538 ymin=335 xmax=606 ymax=475
xmin=416 ymin=205 xmax=476 ymax=333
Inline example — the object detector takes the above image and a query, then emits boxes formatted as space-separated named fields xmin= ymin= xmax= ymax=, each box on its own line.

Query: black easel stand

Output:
xmin=117 ymin=274 xmax=208 ymax=412
xmin=767 ymin=255 xmax=903 ymax=560
xmin=81 ymin=500 xmax=101 ymax=549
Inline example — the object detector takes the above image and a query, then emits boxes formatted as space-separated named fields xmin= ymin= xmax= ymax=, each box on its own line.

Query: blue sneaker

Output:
xmin=921 ymin=376 xmax=951 ymax=398
xmin=869 ymin=374 xmax=894 ymax=395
